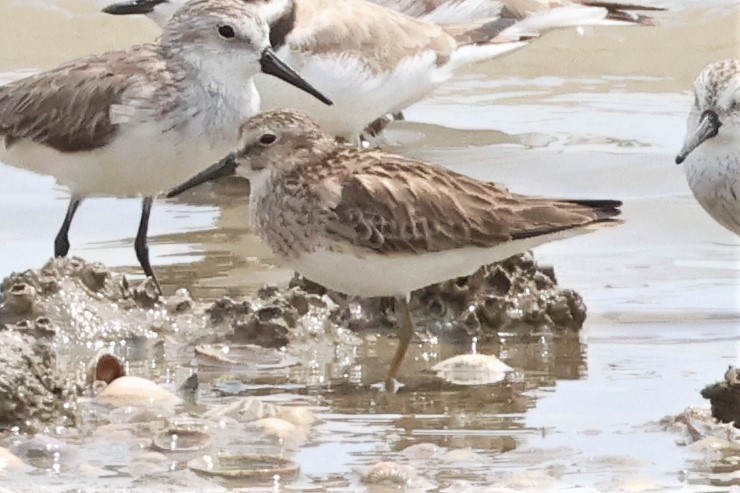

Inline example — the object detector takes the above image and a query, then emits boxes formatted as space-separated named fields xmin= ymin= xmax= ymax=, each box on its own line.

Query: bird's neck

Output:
xmin=170 ymin=48 xmax=260 ymax=117
xmin=156 ymin=49 xmax=259 ymax=145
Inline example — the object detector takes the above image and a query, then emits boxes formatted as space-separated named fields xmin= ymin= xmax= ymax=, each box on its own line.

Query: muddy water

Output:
xmin=0 ymin=0 xmax=739 ymax=491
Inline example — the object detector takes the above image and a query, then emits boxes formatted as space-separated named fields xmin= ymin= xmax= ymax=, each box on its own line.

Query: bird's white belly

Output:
xmin=288 ymin=232 xmax=573 ymax=298
xmin=0 ymin=81 xmax=256 ymax=197
xmin=255 ymin=50 xmax=448 ymax=140
xmin=684 ymin=144 xmax=740 ymax=235
xmin=0 ymin=129 xmax=235 ymax=197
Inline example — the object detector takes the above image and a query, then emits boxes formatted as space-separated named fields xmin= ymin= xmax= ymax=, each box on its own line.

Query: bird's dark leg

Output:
xmin=134 ymin=196 xmax=161 ymax=293
xmin=386 ymin=296 xmax=414 ymax=391
xmin=54 ymin=196 xmax=82 ymax=257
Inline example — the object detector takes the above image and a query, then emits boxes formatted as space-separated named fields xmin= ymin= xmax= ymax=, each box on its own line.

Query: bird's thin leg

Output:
xmin=134 ymin=196 xmax=161 ymax=293
xmin=386 ymin=295 xmax=414 ymax=391
xmin=54 ymin=196 xmax=82 ymax=257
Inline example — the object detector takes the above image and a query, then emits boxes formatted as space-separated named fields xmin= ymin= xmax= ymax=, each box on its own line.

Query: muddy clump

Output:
xmin=0 ymin=252 xmax=584 ymax=430
xmin=0 ymin=320 xmax=77 ymax=432
xmin=0 ymin=257 xmax=205 ymax=344
xmin=0 ymin=258 xmax=206 ymax=431
xmin=701 ymin=366 xmax=740 ymax=428
xmin=205 ymin=285 xmax=343 ymax=349
xmin=292 ymin=252 xmax=586 ymax=340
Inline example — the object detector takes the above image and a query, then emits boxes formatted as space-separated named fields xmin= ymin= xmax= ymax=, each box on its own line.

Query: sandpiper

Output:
xmin=373 ymin=0 xmax=661 ymax=24
xmin=102 ymin=0 xmax=662 ymax=142
xmin=675 ymin=59 xmax=740 ymax=236
xmin=166 ymin=110 xmax=622 ymax=389
xmin=104 ymin=0 xmax=662 ymax=27
xmin=0 ymin=0 xmax=331 ymax=287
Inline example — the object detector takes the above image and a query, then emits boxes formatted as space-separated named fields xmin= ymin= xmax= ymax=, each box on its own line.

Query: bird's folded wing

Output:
xmin=0 ymin=46 xmax=168 ymax=153
xmin=322 ymin=153 xmax=609 ymax=255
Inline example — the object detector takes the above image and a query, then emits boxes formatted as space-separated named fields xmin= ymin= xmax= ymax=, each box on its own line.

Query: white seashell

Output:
xmin=95 ymin=376 xmax=182 ymax=407
xmin=246 ymin=418 xmax=301 ymax=439
xmin=278 ymin=406 xmax=317 ymax=427
xmin=0 ymin=447 xmax=25 ymax=470
xmin=431 ymin=354 xmax=514 ymax=386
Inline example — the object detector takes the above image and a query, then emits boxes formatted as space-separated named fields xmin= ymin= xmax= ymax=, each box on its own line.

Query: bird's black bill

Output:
xmin=260 ymin=48 xmax=333 ymax=106
xmin=675 ymin=110 xmax=721 ymax=164
xmin=166 ymin=154 xmax=237 ymax=198
xmin=102 ymin=0 xmax=166 ymax=15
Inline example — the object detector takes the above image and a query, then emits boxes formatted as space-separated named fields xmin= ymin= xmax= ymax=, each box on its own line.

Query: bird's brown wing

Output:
xmin=0 ymin=46 xmax=168 ymax=153
xmin=322 ymin=150 xmax=620 ymax=255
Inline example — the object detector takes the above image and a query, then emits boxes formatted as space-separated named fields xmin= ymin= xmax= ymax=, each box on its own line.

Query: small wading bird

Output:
xmin=0 ymin=0 xmax=331 ymax=289
xmin=675 ymin=58 xmax=740 ymax=236
xmin=167 ymin=110 xmax=623 ymax=390
xmin=103 ymin=0 xmax=664 ymax=142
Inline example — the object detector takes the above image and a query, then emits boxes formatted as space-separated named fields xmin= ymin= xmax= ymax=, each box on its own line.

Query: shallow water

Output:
xmin=0 ymin=0 xmax=739 ymax=491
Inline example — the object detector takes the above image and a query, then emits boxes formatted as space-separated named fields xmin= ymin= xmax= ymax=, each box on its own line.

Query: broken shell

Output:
xmin=401 ymin=443 xmax=443 ymax=460
xmin=96 ymin=354 xmax=125 ymax=385
xmin=431 ymin=353 xmax=514 ymax=386
xmin=95 ymin=376 xmax=182 ymax=407
xmin=187 ymin=454 xmax=299 ymax=479
xmin=164 ymin=288 xmax=193 ymax=313
xmin=132 ymin=278 xmax=160 ymax=307
xmin=360 ymin=461 xmax=416 ymax=485
xmin=246 ymin=418 xmax=300 ymax=439
xmin=0 ymin=447 xmax=25 ymax=470
xmin=278 ymin=406 xmax=317 ymax=427
xmin=203 ymin=397 xmax=280 ymax=422
xmin=79 ymin=262 xmax=110 ymax=292
xmin=152 ymin=428 xmax=212 ymax=453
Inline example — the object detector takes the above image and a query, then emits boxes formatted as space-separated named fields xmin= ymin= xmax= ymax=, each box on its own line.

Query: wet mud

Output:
xmin=0 ymin=252 xmax=582 ymax=432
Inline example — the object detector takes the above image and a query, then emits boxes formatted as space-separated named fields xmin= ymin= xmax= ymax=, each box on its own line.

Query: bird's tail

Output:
xmin=578 ymin=1 xmax=665 ymax=26
xmin=563 ymin=199 xmax=623 ymax=221
xmin=446 ymin=1 xmax=662 ymax=70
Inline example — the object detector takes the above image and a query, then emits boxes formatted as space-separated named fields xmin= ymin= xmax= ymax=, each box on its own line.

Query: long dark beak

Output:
xmin=675 ymin=110 xmax=721 ymax=165
xmin=102 ymin=0 xmax=165 ymax=15
xmin=260 ymin=48 xmax=332 ymax=106
xmin=166 ymin=154 xmax=237 ymax=198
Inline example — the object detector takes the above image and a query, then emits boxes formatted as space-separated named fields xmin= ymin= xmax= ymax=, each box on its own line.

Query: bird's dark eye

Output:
xmin=218 ymin=25 xmax=235 ymax=39
xmin=259 ymin=133 xmax=278 ymax=145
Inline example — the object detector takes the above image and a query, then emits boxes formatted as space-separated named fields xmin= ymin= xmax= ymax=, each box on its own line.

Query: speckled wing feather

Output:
xmin=0 ymin=45 xmax=173 ymax=153
xmin=322 ymin=150 xmax=619 ymax=255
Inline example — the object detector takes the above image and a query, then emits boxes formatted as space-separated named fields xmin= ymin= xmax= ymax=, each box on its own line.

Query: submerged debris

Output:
xmin=187 ymin=453 xmax=299 ymax=479
xmin=359 ymin=461 xmax=418 ymax=486
xmin=87 ymin=351 xmax=126 ymax=389
xmin=152 ymin=428 xmax=212 ymax=452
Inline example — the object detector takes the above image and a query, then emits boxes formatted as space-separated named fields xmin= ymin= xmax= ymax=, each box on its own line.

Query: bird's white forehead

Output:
xmin=694 ymin=58 xmax=740 ymax=112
